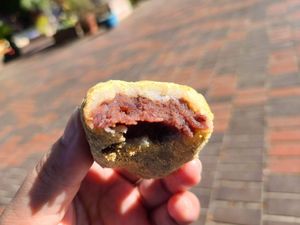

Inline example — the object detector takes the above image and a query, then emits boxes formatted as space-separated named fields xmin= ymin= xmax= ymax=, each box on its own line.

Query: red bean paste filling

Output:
xmin=93 ymin=94 xmax=207 ymax=142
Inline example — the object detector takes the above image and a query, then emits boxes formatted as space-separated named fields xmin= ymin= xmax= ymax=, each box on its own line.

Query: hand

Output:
xmin=0 ymin=109 xmax=201 ymax=225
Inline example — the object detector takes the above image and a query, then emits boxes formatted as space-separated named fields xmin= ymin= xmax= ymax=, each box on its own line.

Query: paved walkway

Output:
xmin=1 ymin=0 xmax=300 ymax=224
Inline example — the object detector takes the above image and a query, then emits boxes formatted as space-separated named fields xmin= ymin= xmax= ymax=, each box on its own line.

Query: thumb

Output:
xmin=0 ymin=108 xmax=93 ymax=225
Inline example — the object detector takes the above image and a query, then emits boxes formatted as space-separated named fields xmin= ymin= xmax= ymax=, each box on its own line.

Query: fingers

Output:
xmin=30 ymin=108 xmax=93 ymax=209
xmin=139 ymin=159 xmax=202 ymax=208
xmin=78 ymin=162 xmax=119 ymax=206
xmin=138 ymin=179 xmax=170 ymax=208
xmin=80 ymin=163 xmax=151 ymax=225
xmin=0 ymin=108 xmax=93 ymax=225
xmin=151 ymin=191 xmax=200 ymax=225
xmin=163 ymin=159 xmax=202 ymax=193
xmin=34 ymin=108 xmax=93 ymax=186
xmin=168 ymin=192 xmax=200 ymax=224
xmin=151 ymin=204 xmax=178 ymax=225
xmin=115 ymin=168 xmax=142 ymax=184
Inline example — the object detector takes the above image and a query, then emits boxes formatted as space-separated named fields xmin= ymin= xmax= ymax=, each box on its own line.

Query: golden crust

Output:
xmin=81 ymin=80 xmax=214 ymax=178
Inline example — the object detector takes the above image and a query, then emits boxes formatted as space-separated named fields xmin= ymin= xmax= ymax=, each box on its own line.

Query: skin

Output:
xmin=0 ymin=109 xmax=201 ymax=225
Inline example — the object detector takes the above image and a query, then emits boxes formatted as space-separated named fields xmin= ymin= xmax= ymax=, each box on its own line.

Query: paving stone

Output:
xmin=220 ymin=154 xmax=263 ymax=164
xmin=228 ymin=119 xmax=265 ymax=134
xmin=210 ymin=133 xmax=225 ymax=143
xmin=232 ymin=105 xmax=265 ymax=118
xmin=269 ymin=42 xmax=295 ymax=51
xmin=209 ymin=96 xmax=233 ymax=104
xmin=199 ymin=50 xmax=220 ymax=69
xmin=192 ymin=187 xmax=211 ymax=208
xmin=219 ymin=163 xmax=263 ymax=172
xmin=265 ymin=174 xmax=300 ymax=193
xmin=267 ymin=96 xmax=300 ymax=116
xmin=0 ymin=196 xmax=12 ymax=205
xmin=269 ymin=86 xmax=300 ymax=99
xmin=264 ymin=221 xmax=300 ymax=225
xmin=237 ymin=56 xmax=267 ymax=76
xmin=230 ymin=112 xmax=264 ymax=125
xmin=200 ymin=143 xmax=222 ymax=156
xmin=0 ymin=112 xmax=16 ymax=129
xmin=202 ymin=160 xmax=218 ymax=171
xmin=215 ymin=186 xmax=261 ymax=202
xmin=268 ymin=73 xmax=300 ymax=88
xmin=199 ymin=171 xmax=215 ymax=188
xmin=192 ymin=211 xmax=207 ymax=225
xmin=212 ymin=206 xmax=261 ymax=225
xmin=214 ymin=63 xmax=237 ymax=75
xmin=222 ymin=148 xmax=263 ymax=155
xmin=268 ymin=59 xmax=299 ymax=76
xmin=218 ymin=170 xmax=262 ymax=182
xmin=201 ymin=155 xmax=219 ymax=163
xmin=265 ymin=198 xmax=300 ymax=217
xmin=250 ymin=2 xmax=268 ymax=21
xmin=238 ymin=74 xmax=266 ymax=88
xmin=268 ymin=143 xmax=300 ymax=156
xmin=223 ymin=135 xmax=265 ymax=149
xmin=269 ymin=128 xmax=300 ymax=142
xmin=241 ymin=61 xmax=267 ymax=75
xmin=0 ymin=153 xmax=43 ymax=204
xmin=268 ymin=158 xmax=300 ymax=173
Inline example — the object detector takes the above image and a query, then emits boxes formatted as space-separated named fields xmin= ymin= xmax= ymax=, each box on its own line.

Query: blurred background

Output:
xmin=0 ymin=0 xmax=300 ymax=225
xmin=0 ymin=0 xmax=134 ymax=63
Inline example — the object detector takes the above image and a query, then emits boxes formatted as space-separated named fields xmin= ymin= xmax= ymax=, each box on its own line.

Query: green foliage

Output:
xmin=67 ymin=0 xmax=94 ymax=15
xmin=60 ymin=15 xmax=78 ymax=28
xmin=21 ymin=0 xmax=50 ymax=11
xmin=130 ymin=0 xmax=142 ymax=6
xmin=0 ymin=21 xmax=13 ymax=39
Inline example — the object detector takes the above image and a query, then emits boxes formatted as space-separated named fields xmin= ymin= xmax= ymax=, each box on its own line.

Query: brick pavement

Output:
xmin=1 ymin=0 xmax=300 ymax=224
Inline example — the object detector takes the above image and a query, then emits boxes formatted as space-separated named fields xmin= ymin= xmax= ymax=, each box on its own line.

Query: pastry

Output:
xmin=81 ymin=80 xmax=213 ymax=178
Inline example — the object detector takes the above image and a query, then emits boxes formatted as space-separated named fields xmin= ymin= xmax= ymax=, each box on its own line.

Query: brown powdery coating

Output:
xmin=92 ymin=94 xmax=207 ymax=137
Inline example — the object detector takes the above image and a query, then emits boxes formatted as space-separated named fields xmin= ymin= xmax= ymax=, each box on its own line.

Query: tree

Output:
xmin=21 ymin=0 xmax=50 ymax=12
xmin=0 ymin=20 xmax=13 ymax=39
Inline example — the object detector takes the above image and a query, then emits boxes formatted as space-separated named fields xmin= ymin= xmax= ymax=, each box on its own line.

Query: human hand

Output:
xmin=0 ymin=109 xmax=201 ymax=225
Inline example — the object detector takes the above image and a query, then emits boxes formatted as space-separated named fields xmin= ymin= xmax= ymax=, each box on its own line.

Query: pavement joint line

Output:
xmin=223 ymin=135 xmax=264 ymax=141
xmin=220 ymin=150 xmax=264 ymax=156
xmin=192 ymin=187 xmax=211 ymax=194
xmin=219 ymin=162 xmax=264 ymax=165
xmin=260 ymin=53 xmax=270 ymax=225
xmin=264 ymin=192 xmax=300 ymax=199
xmin=209 ymin=200 xmax=262 ymax=210
xmin=206 ymin=221 xmax=245 ymax=225
xmin=216 ymin=180 xmax=263 ymax=188
xmin=263 ymin=214 xmax=300 ymax=223
xmin=262 ymin=72 xmax=269 ymax=225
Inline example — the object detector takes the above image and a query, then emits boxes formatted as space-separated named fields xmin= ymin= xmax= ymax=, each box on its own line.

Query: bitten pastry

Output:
xmin=81 ymin=80 xmax=213 ymax=178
